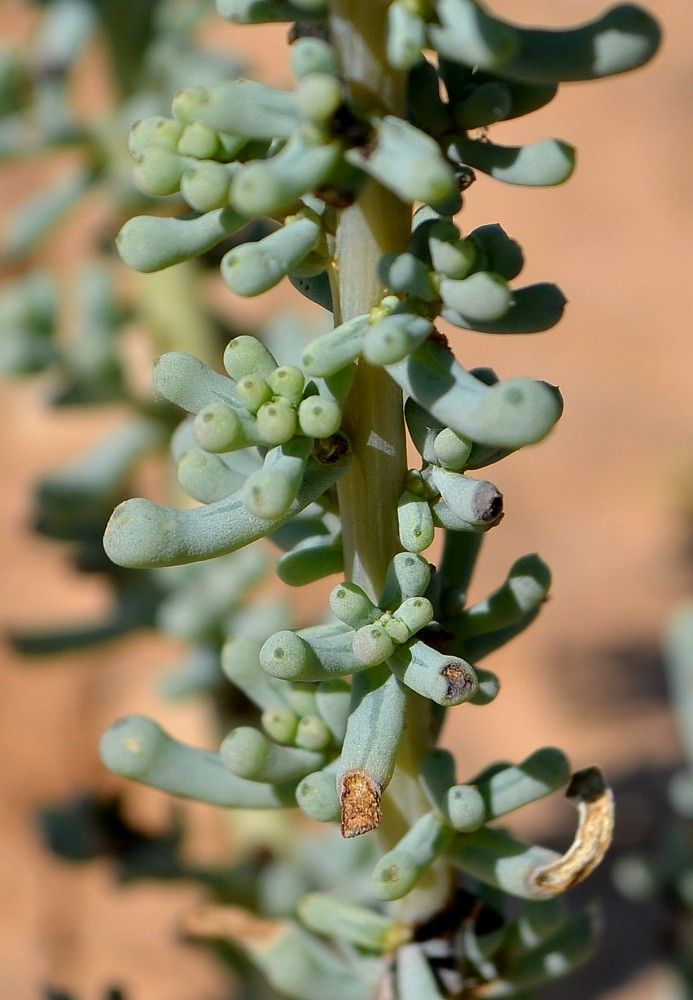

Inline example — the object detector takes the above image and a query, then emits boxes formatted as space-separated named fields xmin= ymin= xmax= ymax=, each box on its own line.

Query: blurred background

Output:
xmin=0 ymin=0 xmax=691 ymax=997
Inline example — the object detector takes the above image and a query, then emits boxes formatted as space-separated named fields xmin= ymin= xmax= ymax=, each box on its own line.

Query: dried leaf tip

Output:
xmin=530 ymin=765 xmax=614 ymax=896
xmin=340 ymin=770 xmax=381 ymax=838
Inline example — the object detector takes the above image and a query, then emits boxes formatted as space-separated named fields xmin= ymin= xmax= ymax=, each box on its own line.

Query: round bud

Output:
xmin=297 ymin=396 xmax=341 ymax=438
xmin=193 ymin=403 xmax=243 ymax=452
xmin=256 ymin=397 xmax=298 ymax=445
xmin=177 ymin=122 xmax=220 ymax=159
xmin=230 ymin=161 xmax=284 ymax=218
xmin=224 ymin=335 xmax=277 ymax=381
xmin=129 ymin=116 xmax=183 ymax=156
xmin=394 ymin=596 xmax=434 ymax=635
xmin=383 ymin=618 xmax=410 ymax=644
xmin=397 ymin=492 xmax=435 ymax=553
xmin=171 ymin=85 xmax=210 ymax=124
xmin=181 ymin=162 xmax=232 ymax=213
xmin=297 ymin=73 xmax=343 ymax=125
xmin=295 ymin=715 xmax=332 ymax=752
xmin=234 ymin=374 xmax=273 ymax=413
xmin=446 ymin=784 xmax=486 ymax=832
xmin=220 ymin=727 xmax=268 ymax=779
xmin=285 ymin=685 xmax=318 ymax=717
xmin=261 ymin=707 xmax=299 ymax=745
xmin=260 ymin=631 xmax=317 ymax=680
xmin=269 ymin=365 xmax=305 ymax=405
xmin=133 ymin=148 xmax=187 ymax=196
xmin=329 ymin=582 xmax=376 ymax=628
xmin=352 ymin=621 xmax=396 ymax=667
xmin=242 ymin=469 xmax=296 ymax=519
xmin=433 ymin=428 xmax=472 ymax=470
xmin=296 ymin=769 xmax=341 ymax=822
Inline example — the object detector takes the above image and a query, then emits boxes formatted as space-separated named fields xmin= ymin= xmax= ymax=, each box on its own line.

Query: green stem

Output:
xmin=330 ymin=0 xmax=454 ymax=926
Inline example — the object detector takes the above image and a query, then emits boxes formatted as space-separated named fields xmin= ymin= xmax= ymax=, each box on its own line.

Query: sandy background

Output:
xmin=1 ymin=0 xmax=692 ymax=997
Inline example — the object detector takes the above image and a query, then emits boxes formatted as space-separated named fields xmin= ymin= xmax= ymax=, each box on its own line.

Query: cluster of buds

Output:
xmin=104 ymin=333 xmax=351 ymax=568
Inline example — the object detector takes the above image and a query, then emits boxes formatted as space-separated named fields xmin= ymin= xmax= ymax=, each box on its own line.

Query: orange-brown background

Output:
xmin=1 ymin=1 xmax=691 ymax=997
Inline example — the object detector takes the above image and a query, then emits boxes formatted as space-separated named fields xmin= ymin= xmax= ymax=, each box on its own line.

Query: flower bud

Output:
xmin=297 ymin=395 xmax=341 ymax=437
xmin=394 ymin=596 xmax=434 ymax=635
xmin=224 ymin=335 xmax=278 ymax=381
xmin=129 ymin=116 xmax=183 ymax=156
xmin=133 ymin=146 xmax=194 ymax=196
xmin=329 ymin=582 xmax=378 ymax=628
xmin=297 ymin=73 xmax=343 ymax=125
xmin=397 ymin=491 xmax=435 ymax=553
xmin=295 ymin=714 xmax=332 ymax=751
xmin=193 ymin=403 xmax=246 ymax=452
xmin=234 ymin=374 xmax=273 ymax=413
xmin=181 ymin=161 xmax=234 ymax=212
xmin=256 ymin=396 xmax=298 ymax=444
xmin=352 ymin=621 xmax=396 ymax=667
xmin=433 ymin=427 xmax=472 ymax=470
xmin=261 ymin=706 xmax=299 ymax=745
xmin=177 ymin=122 xmax=220 ymax=159
xmin=269 ymin=365 xmax=305 ymax=405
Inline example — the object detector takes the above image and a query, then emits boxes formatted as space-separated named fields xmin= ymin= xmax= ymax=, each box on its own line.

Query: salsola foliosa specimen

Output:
xmin=101 ymin=1 xmax=660 ymax=995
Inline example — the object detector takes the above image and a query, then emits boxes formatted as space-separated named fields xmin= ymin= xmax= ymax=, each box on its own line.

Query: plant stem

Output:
xmin=330 ymin=0 xmax=454 ymax=925
xmin=330 ymin=0 xmax=409 ymax=603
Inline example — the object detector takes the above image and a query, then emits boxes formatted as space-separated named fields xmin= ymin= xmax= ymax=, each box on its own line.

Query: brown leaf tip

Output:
xmin=441 ymin=661 xmax=477 ymax=704
xmin=429 ymin=326 xmax=451 ymax=352
xmin=340 ymin=770 xmax=381 ymax=839
xmin=530 ymin=765 xmax=614 ymax=896
xmin=566 ymin=765 xmax=607 ymax=804
xmin=180 ymin=904 xmax=285 ymax=949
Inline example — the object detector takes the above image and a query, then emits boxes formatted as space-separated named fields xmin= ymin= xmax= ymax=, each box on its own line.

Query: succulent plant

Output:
xmin=3 ymin=0 xmax=661 ymax=996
